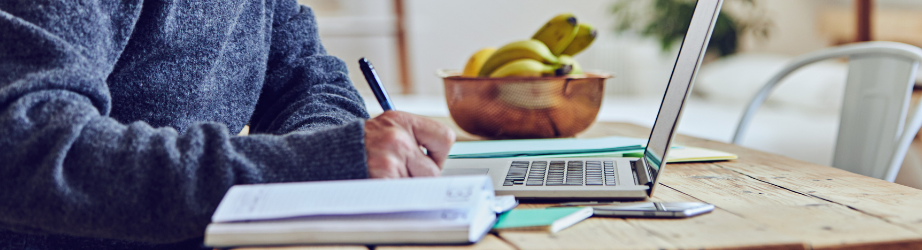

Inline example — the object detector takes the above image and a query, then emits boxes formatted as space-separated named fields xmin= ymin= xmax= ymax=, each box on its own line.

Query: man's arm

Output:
xmin=248 ymin=1 xmax=369 ymax=135
xmin=0 ymin=1 xmax=368 ymax=244
xmin=247 ymin=1 xmax=456 ymax=177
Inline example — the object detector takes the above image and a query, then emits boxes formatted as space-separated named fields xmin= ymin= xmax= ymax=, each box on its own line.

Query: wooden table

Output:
xmin=241 ymin=119 xmax=922 ymax=250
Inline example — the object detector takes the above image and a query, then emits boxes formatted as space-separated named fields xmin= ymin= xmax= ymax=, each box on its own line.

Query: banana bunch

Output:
xmin=462 ymin=13 xmax=598 ymax=78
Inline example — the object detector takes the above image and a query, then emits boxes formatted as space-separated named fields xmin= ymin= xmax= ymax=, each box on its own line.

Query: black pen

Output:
xmin=358 ymin=58 xmax=395 ymax=111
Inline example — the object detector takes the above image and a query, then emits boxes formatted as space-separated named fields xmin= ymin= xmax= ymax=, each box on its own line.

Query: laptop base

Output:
xmin=443 ymin=158 xmax=650 ymax=201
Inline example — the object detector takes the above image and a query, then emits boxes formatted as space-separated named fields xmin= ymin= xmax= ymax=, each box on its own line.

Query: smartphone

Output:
xmin=591 ymin=202 xmax=714 ymax=218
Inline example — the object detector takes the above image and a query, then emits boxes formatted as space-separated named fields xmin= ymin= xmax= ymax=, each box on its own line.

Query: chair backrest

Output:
xmin=732 ymin=42 xmax=922 ymax=182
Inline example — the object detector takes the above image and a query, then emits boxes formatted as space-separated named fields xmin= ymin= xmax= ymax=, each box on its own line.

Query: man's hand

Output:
xmin=364 ymin=111 xmax=456 ymax=178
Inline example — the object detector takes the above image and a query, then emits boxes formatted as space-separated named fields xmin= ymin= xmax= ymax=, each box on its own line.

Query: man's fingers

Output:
xmin=408 ymin=116 xmax=455 ymax=167
xmin=406 ymin=149 xmax=441 ymax=177
xmin=366 ymin=154 xmax=408 ymax=178
xmin=364 ymin=111 xmax=455 ymax=179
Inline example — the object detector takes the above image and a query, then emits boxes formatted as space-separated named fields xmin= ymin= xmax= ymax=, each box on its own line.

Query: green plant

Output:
xmin=611 ymin=0 xmax=771 ymax=57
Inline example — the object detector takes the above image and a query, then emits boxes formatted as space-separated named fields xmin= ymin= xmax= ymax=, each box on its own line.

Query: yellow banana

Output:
xmin=561 ymin=23 xmax=597 ymax=56
xmin=559 ymin=55 xmax=583 ymax=75
xmin=462 ymin=47 xmax=497 ymax=77
xmin=489 ymin=58 xmax=571 ymax=78
xmin=478 ymin=39 xmax=560 ymax=77
xmin=570 ymin=60 xmax=583 ymax=75
xmin=532 ymin=13 xmax=579 ymax=55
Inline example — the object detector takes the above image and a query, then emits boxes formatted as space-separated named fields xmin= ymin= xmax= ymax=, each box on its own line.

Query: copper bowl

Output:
xmin=439 ymin=69 xmax=612 ymax=139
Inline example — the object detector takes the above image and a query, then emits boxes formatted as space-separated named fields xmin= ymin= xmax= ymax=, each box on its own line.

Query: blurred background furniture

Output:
xmin=732 ymin=42 xmax=922 ymax=182
xmin=298 ymin=0 xmax=922 ymax=189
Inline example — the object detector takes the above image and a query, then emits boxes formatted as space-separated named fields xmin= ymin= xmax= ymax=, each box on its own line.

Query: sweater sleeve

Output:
xmin=248 ymin=1 xmax=371 ymax=134
xmin=0 ymin=0 xmax=368 ymax=244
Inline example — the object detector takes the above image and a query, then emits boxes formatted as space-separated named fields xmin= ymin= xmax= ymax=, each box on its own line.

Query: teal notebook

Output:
xmin=493 ymin=207 xmax=593 ymax=233
xmin=448 ymin=136 xmax=736 ymax=163
xmin=448 ymin=136 xmax=647 ymax=159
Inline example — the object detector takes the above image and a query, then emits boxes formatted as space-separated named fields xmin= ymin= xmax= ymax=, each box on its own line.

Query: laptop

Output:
xmin=441 ymin=0 xmax=724 ymax=200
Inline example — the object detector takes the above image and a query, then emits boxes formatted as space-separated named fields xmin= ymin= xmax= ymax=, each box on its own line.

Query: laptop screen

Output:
xmin=643 ymin=0 xmax=722 ymax=190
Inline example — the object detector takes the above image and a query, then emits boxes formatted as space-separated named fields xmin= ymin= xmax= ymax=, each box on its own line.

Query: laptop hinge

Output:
xmin=632 ymin=159 xmax=653 ymax=187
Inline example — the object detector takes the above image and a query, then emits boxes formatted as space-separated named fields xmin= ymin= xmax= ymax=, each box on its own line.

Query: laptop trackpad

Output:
xmin=442 ymin=168 xmax=490 ymax=176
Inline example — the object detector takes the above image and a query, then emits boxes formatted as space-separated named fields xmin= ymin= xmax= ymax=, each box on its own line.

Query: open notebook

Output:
xmin=204 ymin=176 xmax=505 ymax=247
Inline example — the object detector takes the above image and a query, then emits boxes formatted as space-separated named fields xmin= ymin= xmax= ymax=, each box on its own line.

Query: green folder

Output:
xmin=493 ymin=207 xmax=594 ymax=233
xmin=448 ymin=136 xmax=736 ymax=163
xmin=448 ymin=136 xmax=647 ymax=159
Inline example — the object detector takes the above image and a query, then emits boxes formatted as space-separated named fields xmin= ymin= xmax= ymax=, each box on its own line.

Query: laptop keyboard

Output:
xmin=503 ymin=160 xmax=618 ymax=186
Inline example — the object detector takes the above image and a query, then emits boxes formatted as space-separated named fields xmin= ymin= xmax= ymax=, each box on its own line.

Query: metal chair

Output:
xmin=732 ymin=41 xmax=922 ymax=182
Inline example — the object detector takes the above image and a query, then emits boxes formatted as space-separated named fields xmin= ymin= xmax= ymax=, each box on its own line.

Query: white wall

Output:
xmin=731 ymin=0 xmax=830 ymax=55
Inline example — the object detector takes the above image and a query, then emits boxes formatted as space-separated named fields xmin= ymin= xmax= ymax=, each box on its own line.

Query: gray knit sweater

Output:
xmin=0 ymin=0 xmax=370 ymax=249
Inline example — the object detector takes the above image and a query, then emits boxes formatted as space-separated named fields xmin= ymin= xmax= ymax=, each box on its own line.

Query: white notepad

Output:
xmin=205 ymin=176 xmax=499 ymax=247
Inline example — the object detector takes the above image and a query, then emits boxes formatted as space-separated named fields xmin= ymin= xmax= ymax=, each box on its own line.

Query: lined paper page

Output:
xmin=212 ymin=176 xmax=493 ymax=222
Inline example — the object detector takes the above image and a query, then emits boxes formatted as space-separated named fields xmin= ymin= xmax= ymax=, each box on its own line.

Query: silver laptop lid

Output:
xmin=642 ymin=0 xmax=724 ymax=196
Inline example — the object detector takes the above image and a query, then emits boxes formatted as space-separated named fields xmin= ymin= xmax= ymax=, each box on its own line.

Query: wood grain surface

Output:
xmin=377 ymin=234 xmax=516 ymax=250
xmin=236 ymin=119 xmax=922 ymax=250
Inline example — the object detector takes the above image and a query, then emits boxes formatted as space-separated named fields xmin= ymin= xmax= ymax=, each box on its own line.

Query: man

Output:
xmin=0 ymin=0 xmax=454 ymax=249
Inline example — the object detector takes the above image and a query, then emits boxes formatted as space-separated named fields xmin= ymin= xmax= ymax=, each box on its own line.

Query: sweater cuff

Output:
xmin=268 ymin=119 xmax=369 ymax=182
